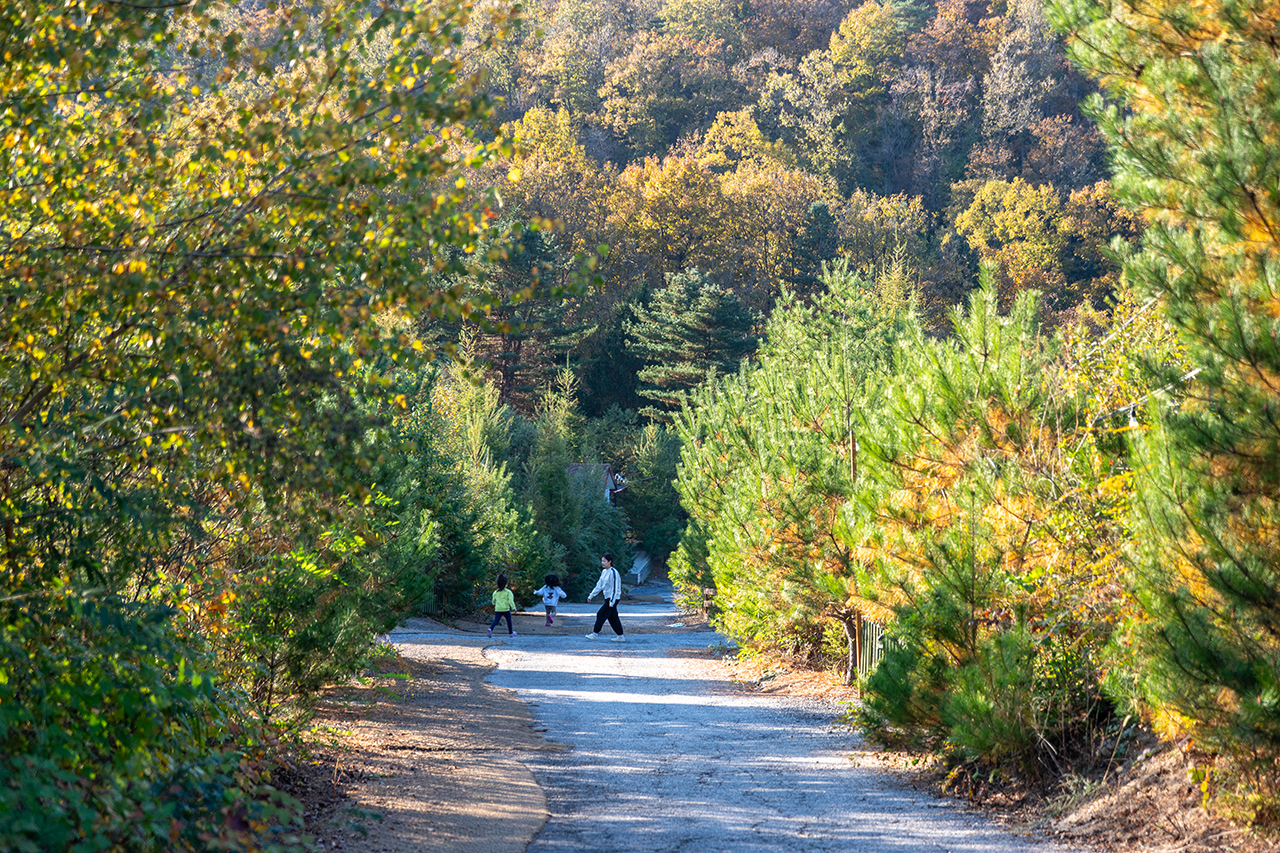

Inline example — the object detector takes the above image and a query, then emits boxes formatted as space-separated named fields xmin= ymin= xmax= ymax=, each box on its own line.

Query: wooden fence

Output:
xmin=858 ymin=620 xmax=889 ymax=678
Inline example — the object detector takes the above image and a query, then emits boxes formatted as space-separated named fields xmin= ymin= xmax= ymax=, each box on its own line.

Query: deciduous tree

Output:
xmin=0 ymin=0 xmax=523 ymax=844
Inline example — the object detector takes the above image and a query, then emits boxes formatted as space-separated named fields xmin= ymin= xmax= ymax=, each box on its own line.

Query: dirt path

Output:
xmin=293 ymin=601 xmax=1274 ymax=853
xmin=292 ymin=597 xmax=712 ymax=850
xmin=488 ymin=629 xmax=1078 ymax=853
xmin=299 ymin=598 xmax=1074 ymax=853
xmin=296 ymin=629 xmax=557 ymax=853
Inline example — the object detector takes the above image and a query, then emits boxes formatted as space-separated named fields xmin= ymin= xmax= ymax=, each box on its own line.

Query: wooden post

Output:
xmin=842 ymin=611 xmax=863 ymax=689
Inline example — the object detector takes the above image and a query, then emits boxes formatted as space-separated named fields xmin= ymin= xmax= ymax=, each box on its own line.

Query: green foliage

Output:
xmin=2 ymin=0 xmax=517 ymax=594
xmin=575 ymin=299 xmax=648 ymax=417
xmin=373 ymin=352 xmax=637 ymax=608
xmin=859 ymin=634 xmax=948 ymax=745
xmin=0 ymin=593 xmax=303 ymax=852
xmin=629 ymin=268 xmax=757 ymax=421
xmin=222 ymin=541 xmax=423 ymax=724
xmin=620 ymin=425 xmax=687 ymax=563
xmin=380 ymin=355 xmax=558 ymax=612
xmin=565 ymin=467 xmax=633 ymax=595
xmin=854 ymin=281 xmax=1123 ymax=777
xmin=517 ymin=372 xmax=630 ymax=597
xmin=785 ymin=201 xmax=841 ymax=297
xmin=675 ymin=260 xmax=916 ymax=672
xmin=668 ymin=519 xmax=713 ymax=611
xmin=419 ymin=223 xmax=597 ymax=414
xmin=677 ymin=257 xmax=1163 ymax=774
xmin=1053 ymin=0 xmax=1280 ymax=819
xmin=941 ymin=627 xmax=1040 ymax=765
xmin=0 ymin=0 xmax=522 ymax=844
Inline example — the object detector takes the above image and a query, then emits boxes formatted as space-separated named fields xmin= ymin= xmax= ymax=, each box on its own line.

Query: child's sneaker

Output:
xmin=584 ymin=632 xmax=598 ymax=640
xmin=486 ymin=628 xmax=493 ymax=638
xmin=545 ymin=619 xmax=553 ymax=626
xmin=509 ymin=632 xmax=517 ymax=637
xmin=611 ymin=635 xmax=626 ymax=643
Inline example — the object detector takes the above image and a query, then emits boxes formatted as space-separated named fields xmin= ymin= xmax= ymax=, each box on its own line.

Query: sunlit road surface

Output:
xmin=482 ymin=616 xmax=1074 ymax=853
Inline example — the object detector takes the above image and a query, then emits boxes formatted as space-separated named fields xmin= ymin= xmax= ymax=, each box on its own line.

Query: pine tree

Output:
xmin=627 ymin=268 xmax=757 ymax=420
xmin=1053 ymin=0 xmax=1280 ymax=805
xmin=673 ymin=261 xmax=918 ymax=683
xmin=575 ymin=293 xmax=647 ymax=417
xmin=523 ymin=372 xmax=630 ymax=597
xmin=786 ymin=200 xmax=841 ymax=298
xmin=419 ymin=224 xmax=593 ymax=413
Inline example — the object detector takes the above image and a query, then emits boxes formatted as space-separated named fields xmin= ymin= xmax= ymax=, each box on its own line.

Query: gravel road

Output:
xmin=482 ymin=601 xmax=1075 ymax=853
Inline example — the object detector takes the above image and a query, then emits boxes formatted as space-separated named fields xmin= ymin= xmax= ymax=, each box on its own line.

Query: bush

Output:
xmin=669 ymin=520 xmax=713 ymax=611
xmin=220 ymin=534 xmax=429 ymax=725
xmin=0 ymin=593 xmax=303 ymax=853
xmin=858 ymin=633 xmax=947 ymax=748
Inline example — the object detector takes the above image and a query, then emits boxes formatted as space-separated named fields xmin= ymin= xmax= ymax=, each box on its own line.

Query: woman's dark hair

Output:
xmin=544 ymin=573 xmax=560 ymax=588
xmin=601 ymin=553 xmax=614 ymax=565
xmin=496 ymin=574 xmax=509 ymax=590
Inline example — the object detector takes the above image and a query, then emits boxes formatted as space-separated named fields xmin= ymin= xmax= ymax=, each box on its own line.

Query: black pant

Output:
xmin=593 ymin=600 xmax=624 ymax=635
xmin=489 ymin=611 xmax=513 ymax=633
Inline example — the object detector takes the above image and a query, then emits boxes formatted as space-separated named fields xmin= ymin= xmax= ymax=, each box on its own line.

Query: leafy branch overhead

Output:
xmin=0 ymin=0 xmax=531 ymax=847
xmin=3 ymin=0 xmax=522 ymax=543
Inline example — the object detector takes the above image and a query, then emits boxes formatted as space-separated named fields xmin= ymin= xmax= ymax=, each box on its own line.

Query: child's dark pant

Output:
xmin=489 ymin=610 xmax=513 ymax=633
xmin=593 ymin=601 xmax=624 ymax=635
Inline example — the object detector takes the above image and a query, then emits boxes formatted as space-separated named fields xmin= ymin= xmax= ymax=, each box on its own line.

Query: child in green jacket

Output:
xmin=488 ymin=574 xmax=517 ymax=638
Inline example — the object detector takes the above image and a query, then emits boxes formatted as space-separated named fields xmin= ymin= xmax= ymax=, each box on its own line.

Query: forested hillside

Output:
xmin=3 ymin=0 xmax=1279 ymax=846
xmin=450 ymin=0 xmax=1140 ymax=415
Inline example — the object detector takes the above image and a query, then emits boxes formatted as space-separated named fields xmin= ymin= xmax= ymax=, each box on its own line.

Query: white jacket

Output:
xmin=534 ymin=585 xmax=567 ymax=607
xmin=589 ymin=567 xmax=623 ymax=605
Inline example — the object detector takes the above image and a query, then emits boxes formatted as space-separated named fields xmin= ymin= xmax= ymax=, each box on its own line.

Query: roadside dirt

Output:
xmin=1042 ymin=744 xmax=1276 ymax=853
xmin=282 ymin=626 xmax=557 ymax=853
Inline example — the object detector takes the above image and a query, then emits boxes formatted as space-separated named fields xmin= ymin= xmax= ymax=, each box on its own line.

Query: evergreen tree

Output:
xmin=786 ymin=200 xmax=841 ymax=297
xmin=523 ymin=372 xmax=630 ymax=596
xmin=674 ymin=261 xmax=918 ymax=681
xmin=628 ymin=268 xmax=757 ymax=420
xmin=575 ymin=293 xmax=647 ymax=417
xmin=419 ymin=223 xmax=593 ymax=413
xmin=1054 ymin=0 xmax=1280 ymax=809
xmin=619 ymin=424 xmax=687 ymax=564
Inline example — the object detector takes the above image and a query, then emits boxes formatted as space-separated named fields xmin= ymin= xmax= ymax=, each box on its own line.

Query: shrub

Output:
xmin=0 ymin=593 xmax=303 ymax=853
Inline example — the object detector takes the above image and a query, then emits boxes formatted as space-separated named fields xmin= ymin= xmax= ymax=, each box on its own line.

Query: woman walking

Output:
xmin=584 ymin=553 xmax=625 ymax=642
